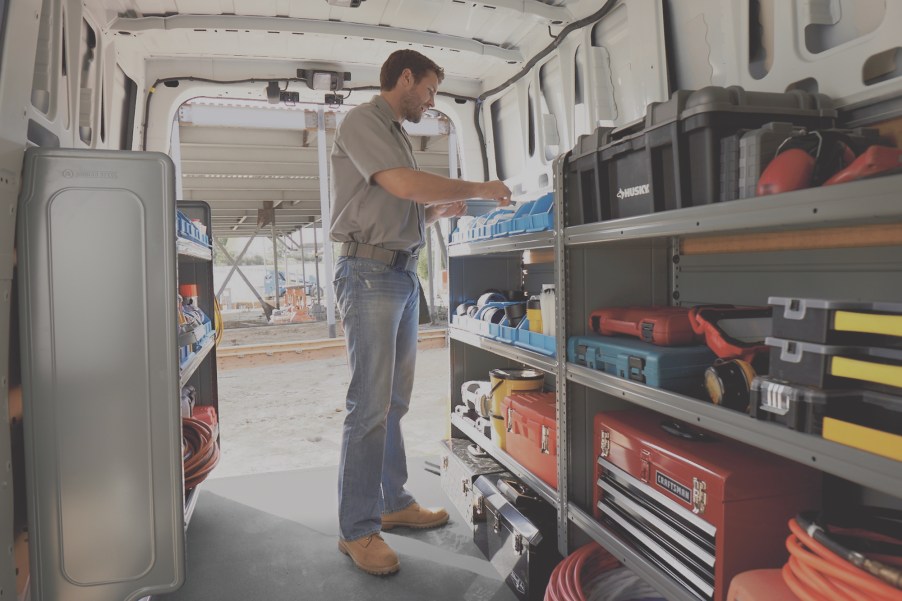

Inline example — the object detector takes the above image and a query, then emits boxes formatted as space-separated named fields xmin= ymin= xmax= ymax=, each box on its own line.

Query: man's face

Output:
xmin=399 ymin=69 xmax=439 ymax=123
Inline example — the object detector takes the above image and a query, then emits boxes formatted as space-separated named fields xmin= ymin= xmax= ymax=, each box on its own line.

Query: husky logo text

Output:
xmin=616 ymin=184 xmax=650 ymax=200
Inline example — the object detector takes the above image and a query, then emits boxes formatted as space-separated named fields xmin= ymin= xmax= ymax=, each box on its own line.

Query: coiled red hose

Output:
xmin=545 ymin=542 xmax=621 ymax=601
xmin=182 ymin=417 xmax=220 ymax=490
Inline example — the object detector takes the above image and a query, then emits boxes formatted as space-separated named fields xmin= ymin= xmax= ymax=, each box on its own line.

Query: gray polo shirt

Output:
xmin=329 ymin=95 xmax=425 ymax=254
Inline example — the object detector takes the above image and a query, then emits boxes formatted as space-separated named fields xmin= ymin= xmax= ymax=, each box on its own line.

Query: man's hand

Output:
xmin=436 ymin=200 xmax=468 ymax=219
xmin=426 ymin=200 xmax=468 ymax=226
xmin=480 ymin=180 xmax=512 ymax=206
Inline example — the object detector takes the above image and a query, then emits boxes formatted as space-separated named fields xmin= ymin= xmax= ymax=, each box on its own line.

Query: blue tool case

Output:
xmin=567 ymin=334 xmax=716 ymax=398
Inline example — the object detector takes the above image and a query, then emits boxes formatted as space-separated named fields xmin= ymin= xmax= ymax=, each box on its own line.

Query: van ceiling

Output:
xmin=97 ymin=0 xmax=588 ymax=240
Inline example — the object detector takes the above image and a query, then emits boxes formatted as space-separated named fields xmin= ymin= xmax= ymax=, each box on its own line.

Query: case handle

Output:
xmin=659 ymin=420 xmax=715 ymax=442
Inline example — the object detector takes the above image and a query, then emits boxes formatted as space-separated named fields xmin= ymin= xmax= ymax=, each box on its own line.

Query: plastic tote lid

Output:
xmin=489 ymin=367 xmax=544 ymax=381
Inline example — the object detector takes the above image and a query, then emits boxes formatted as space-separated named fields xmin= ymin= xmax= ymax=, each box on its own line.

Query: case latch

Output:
xmin=492 ymin=513 xmax=502 ymax=534
xmin=506 ymin=407 xmax=513 ymax=432
xmin=627 ymin=355 xmax=646 ymax=383
xmin=693 ymin=477 xmax=707 ymax=515
xmin=473 ymin=496 xmax=484 ymax=519
xmin=600 ymin=430 xmax=610 ymax=458
xmin=441 ymin=455 xmax=448 ymax=470
xmin=513 ymin=533 xmax=524 ymax=555
xmin=462 ymin=479 xmax=470 ymax=495
xmin=541 ymin=425 xmax=550 ymax=454
xmin=640 ymin=449 xmax=651 ymax=483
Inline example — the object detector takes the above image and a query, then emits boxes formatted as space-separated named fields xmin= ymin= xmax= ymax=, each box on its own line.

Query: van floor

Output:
xmin=156 ymin=456 xmax=520 ymax=601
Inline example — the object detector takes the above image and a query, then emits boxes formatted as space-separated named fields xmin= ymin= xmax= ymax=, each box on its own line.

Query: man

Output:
xmin=330 ymin=49 xmax=512 ymax=576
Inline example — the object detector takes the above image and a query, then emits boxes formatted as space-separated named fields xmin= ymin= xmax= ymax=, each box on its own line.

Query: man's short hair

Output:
xmin=380 ymin=49 xmax=445 ymax=91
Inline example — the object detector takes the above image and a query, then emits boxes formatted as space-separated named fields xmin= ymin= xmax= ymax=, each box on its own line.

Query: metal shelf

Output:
xmin=568 ymin=504 xmax=698 ymax=601
xmin=177 ymin=237 xmax=213 ymax=261
xmin=451 ymin=412 xmax=559 ymax=510
xmin=449 ymin=230 xmax=554 ymax=257
xmin=449 ymin=327 xmax=557 ymax=373
xmin=179 ymin=336 xmax=216 ymax=388
xmin=567 ymin=362 xmax=902 ymax=498
xmin=565 ymin=173 xmax=902 ymax=246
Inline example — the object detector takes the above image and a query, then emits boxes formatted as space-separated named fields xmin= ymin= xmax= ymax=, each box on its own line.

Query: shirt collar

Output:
xmin=372 ymin=94 xmax=400 ymax=124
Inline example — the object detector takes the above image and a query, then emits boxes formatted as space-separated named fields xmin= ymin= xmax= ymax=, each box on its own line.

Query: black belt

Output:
xmin=338 ymin=241 xmax=418 ymax=271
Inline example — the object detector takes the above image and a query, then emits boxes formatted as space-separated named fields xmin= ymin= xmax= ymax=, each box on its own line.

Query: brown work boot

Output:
xmin=338 ymin=533 xmax=400 ymax=576
xmin=381 ymin=502 xmax=449 ymax=530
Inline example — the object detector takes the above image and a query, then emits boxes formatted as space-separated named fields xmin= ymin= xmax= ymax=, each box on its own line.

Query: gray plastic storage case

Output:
xmin=17 ymin=148 xmax=185 ymax=601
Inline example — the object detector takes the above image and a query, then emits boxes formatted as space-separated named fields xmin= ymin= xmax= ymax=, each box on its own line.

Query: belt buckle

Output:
xmin=391 ymin=251 xmax=416 ymax=271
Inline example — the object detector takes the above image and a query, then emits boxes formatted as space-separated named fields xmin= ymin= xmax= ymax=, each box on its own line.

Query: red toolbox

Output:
xmin=589 ymin=306 xmax=703 ymax=346
xmin=502 ymin=392 xmax=557 ymax=489
xmin=592 ymin=409 xmax=820 ymax=601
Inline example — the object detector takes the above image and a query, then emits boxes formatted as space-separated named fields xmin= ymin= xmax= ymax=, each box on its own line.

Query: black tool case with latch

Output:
xmin=480 ymin=475 xmax=560 ymax=601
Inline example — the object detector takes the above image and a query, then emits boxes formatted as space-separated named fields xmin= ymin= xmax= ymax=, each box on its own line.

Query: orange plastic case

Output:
xmin=589 ymin=306 xmax=703 ymax=346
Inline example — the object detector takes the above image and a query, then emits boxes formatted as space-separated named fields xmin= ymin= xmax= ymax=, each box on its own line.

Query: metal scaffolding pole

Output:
xmin=426 ymin=228 xmax=435 ymax=323
xmin=313 ymin=224 xmax=322 ymax=308
xmin=271 ymin=219 xmax=280 ymax=310
xmin=216 ymin=226 xmax=261 ymax=299
xmin=316 ymin=107 xmax=337 ymax=338
xmin=298 ymin=228 xmax=308 ymax=301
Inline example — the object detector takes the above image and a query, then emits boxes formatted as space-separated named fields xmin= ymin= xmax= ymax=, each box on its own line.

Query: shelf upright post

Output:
xmin=552 ymin=153 xmax=570 ymax=556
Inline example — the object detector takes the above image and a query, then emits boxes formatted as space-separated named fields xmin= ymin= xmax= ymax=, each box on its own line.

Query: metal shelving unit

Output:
xmin=447 ymin=160 xmax=902 ymax=601
xmin=179 ymin=336 xmax=216 ymax=388
xmin=176 ymin=237 xmax=213 ymax=261
xmin=557 ymin=160 xmax=902 ymax=600
xmin=176 ymin=202 xmax=219 ymax=529
xmin=448 ymin=326 xmax=557 ymax=374
xmin=565 ymin=173 xmax=902 ymax=246
xmin=448 ymin=230 xmax=554 ymax=257
xmin=567 ymin=362 xmax=902 ymax=498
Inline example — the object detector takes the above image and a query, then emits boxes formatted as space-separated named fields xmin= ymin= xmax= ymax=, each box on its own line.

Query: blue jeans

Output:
xmin=333 ymin=256 xmax=419 ymax=541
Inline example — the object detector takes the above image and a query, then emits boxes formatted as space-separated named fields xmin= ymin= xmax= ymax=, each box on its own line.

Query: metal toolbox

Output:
xmin=481 ymin=475 xmax=559 ymax=601
xmin=439 ymin=438 xmax=508 ymax=532
xmin=501 ymin=392 xmax=558 ymax=489
xmin=592 ymin=409 xmax=820 ymax=601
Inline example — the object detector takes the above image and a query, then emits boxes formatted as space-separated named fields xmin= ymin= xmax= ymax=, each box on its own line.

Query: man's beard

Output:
xmin=400 ymin=93 xmax=424 ymax=123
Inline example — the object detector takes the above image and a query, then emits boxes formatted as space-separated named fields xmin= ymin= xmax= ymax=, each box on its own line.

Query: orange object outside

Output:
xmin=179 ymin=284 xmax=198 ymax=298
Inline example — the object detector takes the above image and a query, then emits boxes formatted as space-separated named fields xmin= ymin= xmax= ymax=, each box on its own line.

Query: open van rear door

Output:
xmin=17 ymin=148 xmax=185 ymax=601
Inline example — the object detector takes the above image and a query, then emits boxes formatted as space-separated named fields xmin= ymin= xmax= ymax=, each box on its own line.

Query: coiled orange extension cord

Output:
xmin=784 ymin=517 xmax=902 ymax=601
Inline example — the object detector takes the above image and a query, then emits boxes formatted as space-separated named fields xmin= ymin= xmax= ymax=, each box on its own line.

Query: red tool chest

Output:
xmin=592 ymin=409 xmax=820 ymax=601
xmin=502 ymin=392 xmax=557 ymax=489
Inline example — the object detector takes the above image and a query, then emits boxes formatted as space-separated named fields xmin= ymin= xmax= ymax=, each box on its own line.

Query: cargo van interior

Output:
xmin=3 ymin=1 xmax=902 ymax=600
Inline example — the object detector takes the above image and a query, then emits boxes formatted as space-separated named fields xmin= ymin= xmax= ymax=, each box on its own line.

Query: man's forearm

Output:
xmin=374 ymin=168 xmax=505 ymax=205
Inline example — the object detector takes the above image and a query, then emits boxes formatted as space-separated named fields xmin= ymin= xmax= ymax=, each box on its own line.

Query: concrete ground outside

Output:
xmin=210 ymin=311 xmax=451 ymax=478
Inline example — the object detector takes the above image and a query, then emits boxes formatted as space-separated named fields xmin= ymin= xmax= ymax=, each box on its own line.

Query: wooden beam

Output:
xmin=681 ymin=222 xmax=902 ymax=255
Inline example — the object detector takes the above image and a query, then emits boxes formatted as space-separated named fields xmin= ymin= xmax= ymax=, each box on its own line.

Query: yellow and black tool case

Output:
xmin=770 ymin=297 xmax=902 ymax=345
xmin=766 ymin=337 xmax=902 ymax=392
